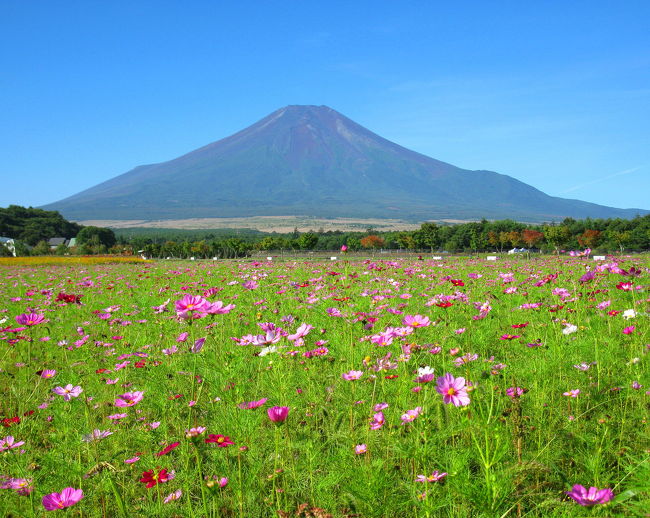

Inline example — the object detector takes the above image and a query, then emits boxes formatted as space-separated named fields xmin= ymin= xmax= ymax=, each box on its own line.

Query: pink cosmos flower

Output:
xmin=237 ymin=397 xmax=268 ymax=410
xmin=267 ymin=406 xmax=289 ymax=423
xmin=401 ymin=407 xmax=423 ymax=424
xmin=342 ymin=370 xmax=363 ymax=381
xmin=42 ymin=487 xmax=84 ymax=511
xmin=191 ymin=337 xmax=206 ymax=353
xmin=566 ymin=484 xmax=614 ymax=506
xmin=205 ymin=300 xmax=235 ymax=315
xmin=185 ymin=427 xmax=206 ymax=438
xmin=81 ymin=429 xmax=113 ymax=443
xmin=174 ymin=295 xmax=210 ymax=319
xmin=15 ymin=313 xmax=46 ymax=326
xmin=124 ymin=456 xmax=140 ymax=464
xmin=114 ymin=391 xmax=144 ymax=407
xmin=163 ymin=489 xmax=182 ymax=503
xmin=288 ymin=323 xmax=314 ymax=341
xmin=0 ymin=435 xmax=25 ymax=452
xmin=52 ymin=384 xmax=83 ymax=401
xmin=622 ymin=326 xmax=635 ymax=335
xmin=415 ymin=471 xmax=447 ymax=483
xmin=402 ymin=315 xmax=431 ymax=328
xmin=205 ymin=434 xmax=234 ymax=447
xmin=563 ymin=389 xmax=580 ymax=398
xmin=506 ymin=387 xmax=524 ymax=399
xmin=40 ymin=369 xmax=56 ymax=379
xmin=369 ymin=412 xmax=385 ymax=430
xmin=373 ymin=402 xmax=389 ymax=411
xmin=354 ymin=444 xmax=367 ymax=454
xmin=436 ymin=373 xmax=470 ymax=407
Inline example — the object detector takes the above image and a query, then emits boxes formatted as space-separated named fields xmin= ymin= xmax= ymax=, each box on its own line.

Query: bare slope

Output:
xmin=43 ymin=105 xmax=647 ymax=222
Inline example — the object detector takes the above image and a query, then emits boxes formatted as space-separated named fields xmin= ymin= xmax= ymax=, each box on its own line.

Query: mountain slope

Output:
xmin=42 ymin=105 xmax=647 ymax=222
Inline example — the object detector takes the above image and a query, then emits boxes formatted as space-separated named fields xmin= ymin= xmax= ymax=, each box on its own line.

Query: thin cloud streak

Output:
xmin=558 ymin=167 xmax=642 ymax=195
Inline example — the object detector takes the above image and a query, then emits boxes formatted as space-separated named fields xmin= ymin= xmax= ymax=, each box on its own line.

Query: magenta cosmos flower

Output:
xmin=52 ymin=384 xmax=83 ymax=401
xmin=436 ymin=373 xmax=470 ymax=407
xmin=402 ymin=314 xmax=431 ymax=328
xmin=15 ymin=313 xmax=46 ymax=326
xmin=204 ymin=434 xmax=234 ymax=447
xmin=114 ymin=391 xmax=144 ymax=407
xmin=267 ymin=406 xmax=289 ymax=423
xmin=174 ymin=295 xmax=210 ymax=319
xmin=342 ymin=370 xmax=363 ymax=381
xmin=566 ymin=484 xmax=614 ymax=506
xmin=42 ymin=487 xmax=84 ymax=511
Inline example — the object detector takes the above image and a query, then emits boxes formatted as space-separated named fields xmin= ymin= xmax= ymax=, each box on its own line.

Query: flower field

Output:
xmin=1 ymin=255 xmax=648 ymax=517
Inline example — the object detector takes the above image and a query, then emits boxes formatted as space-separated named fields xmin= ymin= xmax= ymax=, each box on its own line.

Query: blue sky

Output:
xmin=1 ymin=1 xmax=649 ymax=213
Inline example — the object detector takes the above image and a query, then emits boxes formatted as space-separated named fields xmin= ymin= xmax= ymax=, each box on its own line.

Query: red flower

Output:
xmin=155 ymin=442 xmax=180 ymax=456
xmin=140 ymin=468 xmax=171 ymax=488
xmin=2 ymin=416 xmax=20 ymax=427
xmin=500 ymin=334 xmax=520 ymax=340
xmin=205 ymin=434 xmax=234 ymax=447
xmin=511 ymin=322 xmax=529 ymax=329
xmin=450 ymin=279 xmax=465 ymax=286
xmin=436 ymin=302 xmax=453 ymax=308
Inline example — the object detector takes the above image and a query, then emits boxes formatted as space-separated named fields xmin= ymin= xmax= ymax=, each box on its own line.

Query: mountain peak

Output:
xmin=41 ymin=106 xmax=647 ymax=222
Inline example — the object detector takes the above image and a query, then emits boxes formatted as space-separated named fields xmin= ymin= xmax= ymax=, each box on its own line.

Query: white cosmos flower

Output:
xmin=562 ymin=324 xmax=578 ymax=335
xmin=622 ymin=309 xmax=636 ymax=320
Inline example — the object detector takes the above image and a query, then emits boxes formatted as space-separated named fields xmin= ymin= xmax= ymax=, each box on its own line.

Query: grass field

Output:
xmin=0 ymin=255 xmax=648 ymax=517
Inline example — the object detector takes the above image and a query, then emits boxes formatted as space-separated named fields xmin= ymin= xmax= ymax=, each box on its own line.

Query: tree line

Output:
xmin=2 ymin=204 xmax=649 ymax=258
xmin=120 ymin=215 xmax=650 ymax=258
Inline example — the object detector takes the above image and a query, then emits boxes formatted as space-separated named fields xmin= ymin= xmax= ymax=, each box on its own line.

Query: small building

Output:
xmin=0 ymin=237 xmax=16 ymax=256
xmin=48 ymin=237 xmax=70 ymax=250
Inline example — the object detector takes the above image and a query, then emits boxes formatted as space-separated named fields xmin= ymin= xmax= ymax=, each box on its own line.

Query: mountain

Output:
xmin=42 ymin=105 xmax=647 ymax=223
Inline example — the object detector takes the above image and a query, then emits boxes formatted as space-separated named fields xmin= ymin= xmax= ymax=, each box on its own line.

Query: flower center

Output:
xmin=446 ymin=388 xmax=457 ymax=396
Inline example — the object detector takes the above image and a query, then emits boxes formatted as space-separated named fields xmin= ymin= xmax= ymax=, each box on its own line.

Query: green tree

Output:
xmin=297 ymin=233 xmax=319 ymax=250
xmin=76 ymin=226 xmax=116 ymax=249
xmin=544 ymin=225 xmax=571 ymax=254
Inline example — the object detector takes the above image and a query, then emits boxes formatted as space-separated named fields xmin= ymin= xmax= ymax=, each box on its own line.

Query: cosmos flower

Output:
xmin=415 ymin=471 xmax=447 ymax=483
xmin=163 ymin=489 xmax=182 ymax=503
xmin=436 ymin=373 xmax=470 ymax=407
xmin=0 ymin=435 xmax=25 ymax=452
xmin=342 ymin=370 xmax=363 ymax=381
xmin=204 ymin=434 xmax=235 ymax=447
xmin=185 ymin=427 xmax=207 ymax=438
xmin=140 ymin=468 xmax=172 ymax=488
xmin=354 ymin=444 xmax=367 ymax=454
xmin=114 ymin=391 xmax=144 ymax=407
xmin=267 ymin=406 xmax=289 ymax=423
xmin=287 ymin=323 xmax=314 ymax=341
xmin=237 ymin=398 xmax=268 ymax=410
xmin=174 ymin=295 xmax=210 ymax=318
xmin=369 ymin=412 xmax=385 ymax=430
xmin=506 ymin=387 xmax=524 ymax=399
xmin=565 ymin=485 xmax=614 ymax=506
xmin=402 ymin=315 xmax=431 ymax=328
xmin=81 ymin=429 xmax=112 ymax=443
xmin=42 ymin=487 xmax=84 ymax=510
xmin=15 ymin=313 xmax=46 ymax=326
xmin=155 ymin=442 xmax=180 ymax=456
xmin=52 ymin=384 xmax=83 ymax=401
xmin=400 ymin=407 xmax=423 ymax=424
